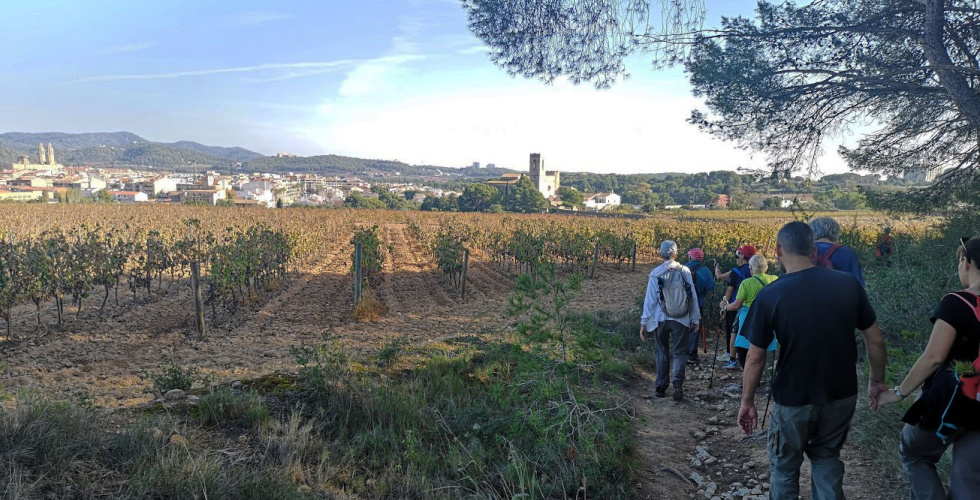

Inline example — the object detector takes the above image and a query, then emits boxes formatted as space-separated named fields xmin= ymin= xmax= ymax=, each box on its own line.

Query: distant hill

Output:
xmin=162 ymin=141 xmax=263 ymax=162
xmin=241 ymin=154 xmax=518 ymax=179
xmin=0 ymin=132 xmax=261 ymax=164
xmin=0 ymin=145 xmax=23 ymax=167
xmin=57 ymin=144 xmax=233 ymax=168
xmin=0 ymin=131 xmax=147 ymax=150
xmin=0 ymin=131 xmax=520 ymax=179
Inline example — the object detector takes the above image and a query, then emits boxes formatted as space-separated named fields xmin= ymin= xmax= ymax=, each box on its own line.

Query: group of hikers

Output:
xmin=639 ymin=217 xmax=980 ymax=499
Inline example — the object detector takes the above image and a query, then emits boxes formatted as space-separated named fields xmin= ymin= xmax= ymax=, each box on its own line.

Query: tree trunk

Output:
xmin=56 ymin=297 xmax=63 ymax=329
xmin=922 ymin=0 xmax=980 ymax=127
xmin=101 ymin=287 xmax=111 ymax=317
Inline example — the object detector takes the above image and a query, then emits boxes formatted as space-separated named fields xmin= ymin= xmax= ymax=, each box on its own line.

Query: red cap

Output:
xmin=687 ymin=248 xmax=704 ymax=260
xmin=737 ymin=245 xmax=757 ymax=259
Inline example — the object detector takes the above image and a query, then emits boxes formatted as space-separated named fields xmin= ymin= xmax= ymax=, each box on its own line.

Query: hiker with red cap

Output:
xmin=875 ymin=236 xmax=980 ymax=498
xmin=685 ymin=247 xmax=715 ymax=363
xmin=715 ymin=245 xmax=756 ymax=370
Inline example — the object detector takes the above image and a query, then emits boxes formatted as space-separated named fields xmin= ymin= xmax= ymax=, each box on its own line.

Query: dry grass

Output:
xmin=351 ymin=287 xmax=387 ymax=322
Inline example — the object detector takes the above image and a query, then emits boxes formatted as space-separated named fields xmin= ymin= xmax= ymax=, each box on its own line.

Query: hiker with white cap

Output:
xmin=640 ymin=240 xmax=701 ymax=401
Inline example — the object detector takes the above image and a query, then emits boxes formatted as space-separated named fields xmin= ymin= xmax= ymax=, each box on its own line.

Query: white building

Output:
xmin=583 ymin=192 xmax=621 ymax=211
xmin=109 ymin=190 xmax=149 ymax=203
xmin=181 ymin=189 xmax=225 ymax=205
xmin=132 ymin=176 xmax=177 ymax=197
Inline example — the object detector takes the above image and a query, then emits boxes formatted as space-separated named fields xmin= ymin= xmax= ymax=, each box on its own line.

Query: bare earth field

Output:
xmin=0 ymin=222 xmax=901 ymax=499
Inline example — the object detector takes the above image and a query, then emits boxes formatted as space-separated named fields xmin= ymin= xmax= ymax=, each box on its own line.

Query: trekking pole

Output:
xmin=761 ymin=350 xmax=778 ymax=428
xmin=708 ymin=328 xmax=722 ymax=389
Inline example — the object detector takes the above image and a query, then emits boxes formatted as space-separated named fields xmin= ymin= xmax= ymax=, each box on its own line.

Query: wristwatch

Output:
xmin=893 ymin=386 xmax=908 ymax=400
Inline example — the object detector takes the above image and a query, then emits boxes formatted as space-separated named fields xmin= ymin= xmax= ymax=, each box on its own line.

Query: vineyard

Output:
xmin=0 ymin=205 xmax=932 ymax=342
xmin=0 ymin=205 xmax=936 ymax=499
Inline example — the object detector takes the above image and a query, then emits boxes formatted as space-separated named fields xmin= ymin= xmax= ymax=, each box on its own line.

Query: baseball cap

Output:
xmin=737 ymin=245 xmax=757 ymax=259
xmin=687 ymin=248 xmax=704 ymax=260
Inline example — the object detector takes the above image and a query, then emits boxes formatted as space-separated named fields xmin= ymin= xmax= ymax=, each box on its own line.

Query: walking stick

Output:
xmin=761 ymin=350 xmax=778 ymax=428
xmin=708 ymin=327 xmax=722 ymax=389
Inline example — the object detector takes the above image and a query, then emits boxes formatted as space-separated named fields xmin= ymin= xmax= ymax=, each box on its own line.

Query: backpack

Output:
xmin=948 ymin=292 xmax=980 ymax=401
xmin=687 ymin=261 xmax=711 ymax=297
xmin=812 ymin=244 xmax=841 ymax=269
xmin=878 ymin=236 xmax=893 ymax=255
xmin=657 ymin=265 xmax=693 ymax=319
xmin=936 ymin=291 xmax=980 ymax=443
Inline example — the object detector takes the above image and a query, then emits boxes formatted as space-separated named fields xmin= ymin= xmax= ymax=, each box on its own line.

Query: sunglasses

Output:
xmin=735 ymin=252 xmax=743 ymax=258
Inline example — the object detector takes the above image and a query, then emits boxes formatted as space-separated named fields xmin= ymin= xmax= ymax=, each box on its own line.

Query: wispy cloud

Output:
xmin=225 ymin=11 xmax=292 ymax=27
xmin=76 ymin=61 xmax=358 ymax=83
xmin=101 ymin=41 xmax=156 ymax=55
xmin=77 ymin=55 xmax=429 ymax=84
xmin=337 ymin=16 xmax=429 ymax=98
xmin=456 ymin=45 xmax=490 ymax=55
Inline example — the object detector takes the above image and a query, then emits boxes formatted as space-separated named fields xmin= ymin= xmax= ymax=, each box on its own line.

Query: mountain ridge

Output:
xmin=0 ymin=131 xmax=519 ymax=179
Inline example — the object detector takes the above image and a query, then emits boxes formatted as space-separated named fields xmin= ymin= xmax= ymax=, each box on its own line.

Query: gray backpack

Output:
xmin=657 ymin=266 xmax=692 ymax=318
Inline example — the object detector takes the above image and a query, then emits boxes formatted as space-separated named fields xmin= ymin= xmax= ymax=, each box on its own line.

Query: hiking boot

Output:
xmin=722 ymin=360 xmax=739 ymax=371
xmin=672 ymin=388 xmax=684 ymax=401
xmin=716 ymin=354 xmax=731 ymax=362
xmin=654 ymin=388 xmax=667 ymax=398
xmin=687 ymin=356 xmax=698 ymax=366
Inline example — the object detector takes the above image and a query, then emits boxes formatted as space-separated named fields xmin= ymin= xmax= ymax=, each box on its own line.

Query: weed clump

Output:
xmin=351 ymin=286 xmax=386 ymax=322
xmin=151 ymin=358 xmax=199 ymax=394
xmin=194 ymin=388 xmax=270 ymax=427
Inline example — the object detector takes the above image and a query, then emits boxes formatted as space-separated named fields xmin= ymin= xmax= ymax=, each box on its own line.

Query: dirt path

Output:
xmin=628 ymin=353 xmax=897 ymax=500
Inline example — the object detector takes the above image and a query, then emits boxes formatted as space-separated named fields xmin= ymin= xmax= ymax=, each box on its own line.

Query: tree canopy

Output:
xmin=463 ymin=0 xmax=980 ymax=209
xmin=508 ymin=176 xmax=550 ymax=213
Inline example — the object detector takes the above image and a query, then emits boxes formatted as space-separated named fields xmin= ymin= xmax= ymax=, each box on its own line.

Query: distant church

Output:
xmin=529 ymin=153 xmax=560 ymax=199
xmin=486 ymin=153 xmax=561 ymax=199
xmin=13 ymin=143 xmax=61 ymax=171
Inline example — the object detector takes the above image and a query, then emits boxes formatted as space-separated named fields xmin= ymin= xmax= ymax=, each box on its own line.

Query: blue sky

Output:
xmin=0 ymin=0 xmax=851 ymax=174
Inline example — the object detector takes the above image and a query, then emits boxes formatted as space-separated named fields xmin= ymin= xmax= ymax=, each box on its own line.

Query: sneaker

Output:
xmin=716 ymin=354 xmax=731 ymax=362
xmin=722 ymin=360 xmax=739 ymax=371
xmin=687 ymin=356 xmax=698 ymax=366
xmin=654 ymin=388 xmax=667 ymax=398
xmin=672 ymin=388 xmax=684 ymax=401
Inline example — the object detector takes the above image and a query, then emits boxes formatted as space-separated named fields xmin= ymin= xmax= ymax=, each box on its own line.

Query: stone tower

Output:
xmin=529 ymin=153 xmax=545 ymax=193
xmin=46 ymin=143 xmax=55 ymax=165
xmin=38 ymin=143 xmax=46 ymax=164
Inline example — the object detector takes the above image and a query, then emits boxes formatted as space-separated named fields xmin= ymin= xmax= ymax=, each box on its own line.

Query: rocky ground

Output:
xmin=631 ymin=359 xmax=898 ymax=500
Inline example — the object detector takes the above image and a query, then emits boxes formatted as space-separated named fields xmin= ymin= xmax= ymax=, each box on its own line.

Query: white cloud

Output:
xmin=457 ymin=45 xmax=491 ymax=55
xmin=100 ymin=41 xmax=156 ymax=55
xmin=76 ymin=60 xmax=358 ymax=83
xmin=225 ymin=11 xmax=293 ymax=27
xmin=299 ymin=80 xmax=774 ymax=174
xmin=337 ymin=16 xmax=429 ymax=98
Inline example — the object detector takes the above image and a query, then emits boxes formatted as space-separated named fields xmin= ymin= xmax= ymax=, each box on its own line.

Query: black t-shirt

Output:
xmin=743 ymin=267 xmax=877 ymax=406
xmin=902 ymin=291 xmax=980 ymax=429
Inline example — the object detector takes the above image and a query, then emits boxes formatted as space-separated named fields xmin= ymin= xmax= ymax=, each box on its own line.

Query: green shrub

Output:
xmin=151 ymin=359 xmax=198 ymax=394
xmin=194 ymin=388 xmax=270 ymax=426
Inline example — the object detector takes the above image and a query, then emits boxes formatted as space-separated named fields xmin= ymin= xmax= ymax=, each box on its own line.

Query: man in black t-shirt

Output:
xmin=738 ymin=221 xmax=888 ymax=500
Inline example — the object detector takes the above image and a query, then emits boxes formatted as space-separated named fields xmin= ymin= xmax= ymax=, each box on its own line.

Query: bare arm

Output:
xmin=725 ymin=299 xmax=745 ymax=312
xmin=862 ymin=322 xmax=888 ymax=384
xmin=861 ymin=322 xmax=889 ymax=408
xmin=738 ymin=345 xmax=766 ymax=436
xmin=896 ymin=320 xmax=956 ymax=395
